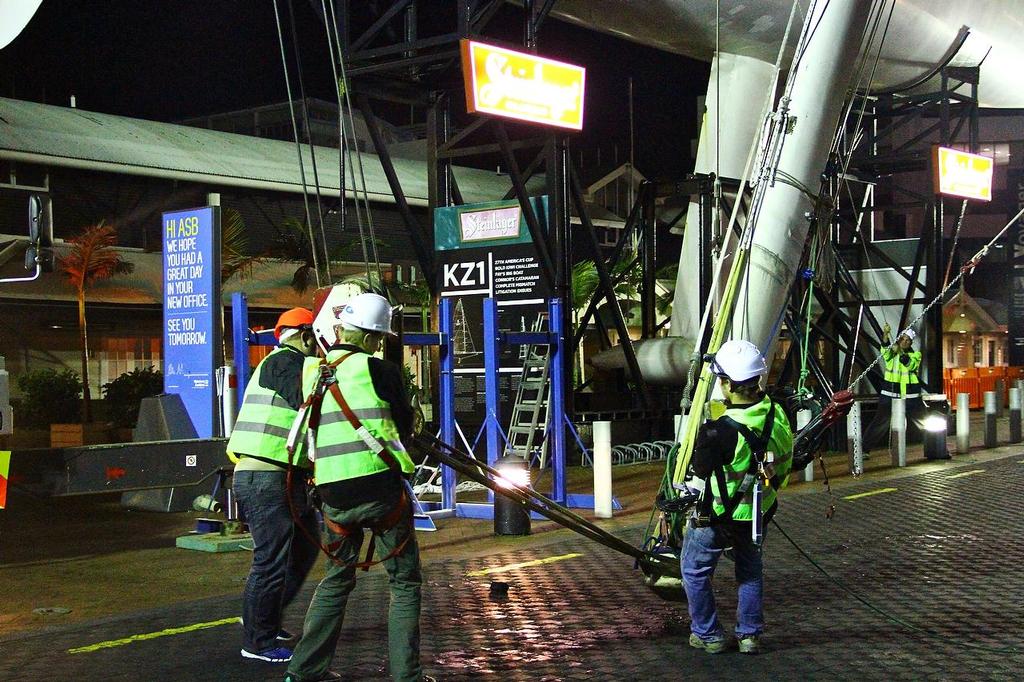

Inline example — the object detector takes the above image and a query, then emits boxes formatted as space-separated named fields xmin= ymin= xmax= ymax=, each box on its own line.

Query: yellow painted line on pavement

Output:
xmin=945 ymin=469 xmax=986 ymax=480
xmin=467 ymin=552 xmax=583 ymax=577
xmin=843 ymin=487 xmax=898 ymax=501
xmin=68 ymin=617 xmax=240 ymax=654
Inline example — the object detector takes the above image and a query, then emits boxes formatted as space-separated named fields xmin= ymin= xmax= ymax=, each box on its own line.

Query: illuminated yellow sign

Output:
xmin=934 ymin=146 xmax=994 ymax=201
xmin=461 ymin=39 xmax=585 ymax=130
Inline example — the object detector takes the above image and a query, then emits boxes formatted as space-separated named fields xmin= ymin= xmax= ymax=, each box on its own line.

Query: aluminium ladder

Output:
xmin=504 ymin=313 xmax=552 ymax=467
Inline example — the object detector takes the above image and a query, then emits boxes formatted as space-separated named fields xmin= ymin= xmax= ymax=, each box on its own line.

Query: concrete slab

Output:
xmin=175 ymin=532 xmax=252 ymax=553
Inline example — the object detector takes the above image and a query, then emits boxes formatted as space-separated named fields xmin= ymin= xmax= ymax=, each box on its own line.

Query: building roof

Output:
xmin=0 ymin=97 xmax=535 ymax=207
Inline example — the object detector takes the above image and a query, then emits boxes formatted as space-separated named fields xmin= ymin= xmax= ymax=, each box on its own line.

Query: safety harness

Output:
xmin=695 ymin=398 xmax=778 ymax=529
xmin=288 ymin=351 xmax=413 ymax=571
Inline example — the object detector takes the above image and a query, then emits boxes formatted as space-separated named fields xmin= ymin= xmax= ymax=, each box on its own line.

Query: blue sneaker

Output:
xmin=241 ymin=646 xmax=293 ymax=663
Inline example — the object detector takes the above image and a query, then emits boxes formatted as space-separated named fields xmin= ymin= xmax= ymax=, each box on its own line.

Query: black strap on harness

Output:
xmin=697 ymin=399 xmax=777 ymax=524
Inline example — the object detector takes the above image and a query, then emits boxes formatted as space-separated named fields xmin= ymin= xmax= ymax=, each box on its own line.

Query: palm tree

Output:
xmin=58 ymin=223 xmax=134 ymax=422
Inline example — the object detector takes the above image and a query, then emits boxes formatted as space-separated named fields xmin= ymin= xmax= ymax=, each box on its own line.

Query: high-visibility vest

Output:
xmin=881 ymin=346 xmax=921 ymax=398
xmin=303 ymin=350 xmax=415 ymax=485
xmin=710 ymin=396 xmax=794 ymax=522
xmin=227 ymin=346 xmax=309 ymax=468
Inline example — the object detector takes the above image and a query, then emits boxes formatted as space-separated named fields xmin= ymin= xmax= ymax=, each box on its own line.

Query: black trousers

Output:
xmin=862 ymin=395 xmax=930 ymax=450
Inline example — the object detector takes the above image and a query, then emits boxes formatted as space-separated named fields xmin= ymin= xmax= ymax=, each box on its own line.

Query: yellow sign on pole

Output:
xmin=460 ymin=39 xmax=586 ymax=131
xmin=934 ymin=146 xmax=994 ymax=201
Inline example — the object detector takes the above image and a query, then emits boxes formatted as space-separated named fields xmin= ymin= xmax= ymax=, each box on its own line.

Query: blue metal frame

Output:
xmin=230 ymin=292 xmax=277 ymax=412
xmin=402 ymin=297 xmax=457 ymax=514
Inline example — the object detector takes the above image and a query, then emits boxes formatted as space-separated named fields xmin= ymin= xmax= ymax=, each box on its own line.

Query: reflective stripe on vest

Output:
xmin=304 ymin=351 xmax=415 ymax=485
xmin=710 ymin=396 xmax=794 ymax=521
xmin=226 ymin=346 xmax=309 ymax=468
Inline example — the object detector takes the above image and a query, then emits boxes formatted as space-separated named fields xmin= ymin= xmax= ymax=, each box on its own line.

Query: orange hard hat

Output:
xmin=274 ymin=307 xmax=314 ymax=340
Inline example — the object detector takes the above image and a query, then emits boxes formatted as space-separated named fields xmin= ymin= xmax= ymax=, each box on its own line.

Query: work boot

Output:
xmin=688 ymin=633 xmax=727 ymax=654
xmin=738 ymin=635 xmax=762 ymax=655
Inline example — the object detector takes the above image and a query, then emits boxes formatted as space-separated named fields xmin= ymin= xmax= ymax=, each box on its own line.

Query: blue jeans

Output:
xmin=681 ymin=522 xmax=764 ymax=641
xmin=234 ymin=469 xmax=319 ymax=653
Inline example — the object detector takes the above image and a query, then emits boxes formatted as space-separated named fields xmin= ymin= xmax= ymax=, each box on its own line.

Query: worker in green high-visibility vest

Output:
xmin=863 ymin=325 xmax=931 ymax=451
xmin=682 ymin=339 xmax=794 ymax=656
xmin=286 ymin=292 xmax=435 ymax=682
xmin=228 ymin=307 xmax=320 ymax=665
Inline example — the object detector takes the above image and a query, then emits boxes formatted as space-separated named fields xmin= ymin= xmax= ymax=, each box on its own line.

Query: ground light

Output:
xmin=923 ymin=398 xmax=951 ymax=460
xmin=493 ymin=455 xmax=531 ymax=536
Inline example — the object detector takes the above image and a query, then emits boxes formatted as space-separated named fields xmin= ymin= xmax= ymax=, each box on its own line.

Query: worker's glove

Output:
xmin=899 ymin=354 xmax=910 ymax=366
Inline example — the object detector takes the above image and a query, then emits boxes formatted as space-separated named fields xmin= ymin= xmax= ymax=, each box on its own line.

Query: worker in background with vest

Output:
xmin=228 ymin=308 xmax=320 ymax=664
xmin=682 ymin=339 xmax=794 ymax=655
xmin=863 ymin=325 xmax=930 ymax=450
xmin=285 ymin=292 xmax=434 ymax=682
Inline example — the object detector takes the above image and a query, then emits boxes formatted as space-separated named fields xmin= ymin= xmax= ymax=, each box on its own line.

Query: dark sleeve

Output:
xmin=256 ymin=348 xmax=305 ymax=410
xmin=367 ymin=357 xmax=414 ymax=440
xmin=690 ymin=422 xmax=738 ymax=479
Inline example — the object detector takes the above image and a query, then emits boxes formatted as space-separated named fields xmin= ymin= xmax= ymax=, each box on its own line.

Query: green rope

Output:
xmin=796 ymin=239 xmax=817 ymax=399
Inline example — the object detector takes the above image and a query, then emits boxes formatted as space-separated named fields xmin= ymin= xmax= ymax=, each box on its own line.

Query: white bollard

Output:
xmin=984 ymin=390 xmax=998 ymax=448
xmin=593 ymin=421 xmax=613 ymax=518
xmin=890 ymin=397 xmax=907 ymax=467
xmin=797 ymin=408 xmax=813 ymax=481
xmin=956 ymin=392 xmax=971 ymax=454
xmin=1010 ymin=387 xmax=1022 ymax=443
xmin=218 ymin=365 xmax=236 ymax=437
xmin=847 ymin=401 xmax=863 ymax=475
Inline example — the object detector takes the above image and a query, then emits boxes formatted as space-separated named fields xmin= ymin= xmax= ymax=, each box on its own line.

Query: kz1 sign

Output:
xmin=162 ymin=206 xmax=221 ymax=438
xmin=460 ymin=39 xmax=585 ymax=130
xmin=434 ymin=198 xmax=550 ymax=427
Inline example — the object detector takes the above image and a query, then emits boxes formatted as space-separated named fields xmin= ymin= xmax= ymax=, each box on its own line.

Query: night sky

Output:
xmin=0 ymin=1 xmax=710 ymax=180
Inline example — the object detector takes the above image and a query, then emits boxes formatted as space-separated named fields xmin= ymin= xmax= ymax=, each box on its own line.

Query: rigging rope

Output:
xmin=286 ymin=0 xmax=332 ymax=283
xmin=327 ymin=0 xmax=387 ymax=292
xmin=321 ymin=0 xmax=371 ymax=282
xmin=272 ymin=0 xmax=323 ymax=289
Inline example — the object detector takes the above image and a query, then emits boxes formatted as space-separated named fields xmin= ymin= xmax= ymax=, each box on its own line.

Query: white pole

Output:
xmin=593 ymin=420 xmax=613 ymax=519
xmin=847 ymin=401 xmax=863 ymax=475
xmin=956 ymin=392 xmax=971 ymax=454
xmin=220 ymin=365 xmax=236 ymax=437
xmin=797 ymin=408 xmax=813 ymax=481
xmin=891 ymin=397 xmax=907 ymax=467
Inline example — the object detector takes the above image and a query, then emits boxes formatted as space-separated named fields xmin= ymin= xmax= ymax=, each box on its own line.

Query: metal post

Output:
xmin=797 ymin=408 xmax=814 ymax=481
xmin=956 ymin=392 xmax=971 ymax=454
xmin=847 ymin=400 xmax=864 ymax=475
xmin=995 ymin=378 xmax=1006 ymax=417
xmin=984 ymin=390 xmax=998 ymax=448
xmin=593 ymin=420 xmax=612 ymax=518
xmin=1009 ymin=387 xmax=1022 ymax=443
xmin=890 ymin=397 xmax=907 ymax=467
xmin=549 ymin=297 xmax=568 ymax=504
xmin=483 ymin=298 xmax=501 ymax=476
xmin=231 ymin=291 xmax=250 ymax=413
xmin=439 ymin=297 xmax=456 ymax=510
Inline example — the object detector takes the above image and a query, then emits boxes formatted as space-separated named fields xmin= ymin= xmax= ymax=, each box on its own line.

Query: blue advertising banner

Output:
xmin=162 ymin=206 xmax=221 ymax=438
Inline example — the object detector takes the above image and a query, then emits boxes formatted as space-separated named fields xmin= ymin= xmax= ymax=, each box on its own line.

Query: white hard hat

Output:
xmin=710 ymin=339 xmax=768 ymax=382
xmin=338 ymin=293 xmax=397 ymax=335
xmin=899 ymin=328 xmax=916 ymax=341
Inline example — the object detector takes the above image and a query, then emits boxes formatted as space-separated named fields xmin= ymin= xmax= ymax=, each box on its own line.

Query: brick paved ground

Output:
xmin=3 ymin=451 xmax=1023 ymax=681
